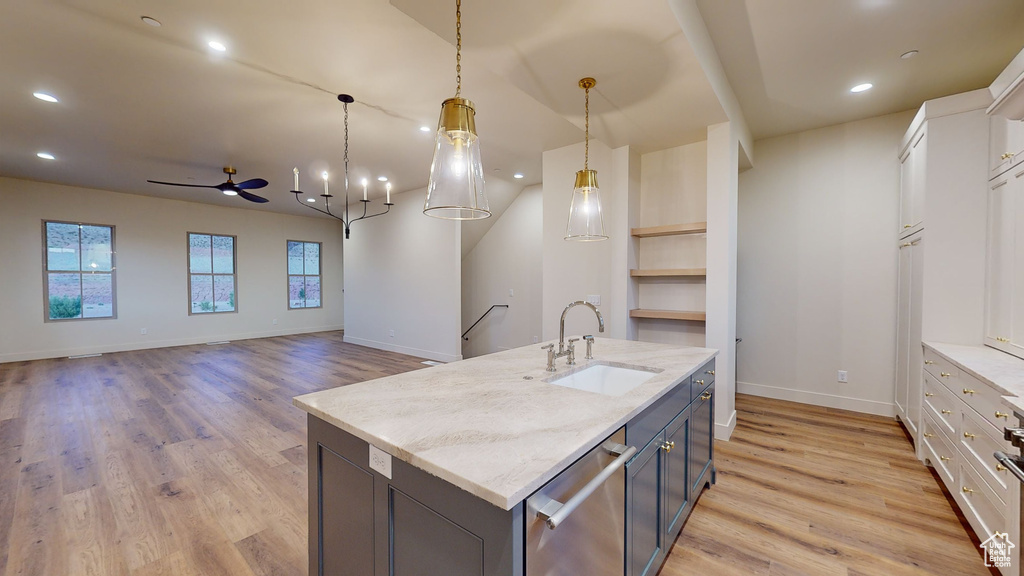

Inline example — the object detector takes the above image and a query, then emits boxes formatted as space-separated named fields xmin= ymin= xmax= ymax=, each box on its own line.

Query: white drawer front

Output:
xmin=923 ymin=372 xmax=958 ymax=441
xmin=923 ymin=348 xmax=960 ymax=389
xmin=959 ymin=408 xmax=1014 ymax=506
xmin=921 ymin=411 xmax=957 ymax=487
xmin=957 ymin=460 xmax=1012 ymax=548
xmin=957 ymin=372 xmax=1014 ymax=432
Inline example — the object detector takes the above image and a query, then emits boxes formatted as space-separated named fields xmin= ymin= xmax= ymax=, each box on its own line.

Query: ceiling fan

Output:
xmin=147 ymin=167 xmax=270 ymax=203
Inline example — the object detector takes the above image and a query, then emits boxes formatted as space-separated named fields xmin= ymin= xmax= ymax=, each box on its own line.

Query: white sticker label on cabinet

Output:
xmin=369 ymin=444 xmax=392 ymax=479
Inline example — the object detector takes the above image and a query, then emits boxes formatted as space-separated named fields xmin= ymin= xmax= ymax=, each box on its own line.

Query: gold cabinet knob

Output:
xmin=941 ymin=410 xmax=953 ymax=415
xmin=962 ymin=388 xmax=975 ymax=395
xmin=924 ymin=360 xmax=935 ymax=365
xmin=900 ymin=242 xmax=913 ymax=248
xmin=924 ymin=392 xmax=935 ymax=397
xmin=996 ymin=411 xmax=1009 ymax=420
xmin=700 ymin=392 xmax=712 ymax=401
xmin=696 ymin=379 xmax=704 ymax=385
xmin=923 ymin=432 xmax=935 ymax=438
xmin=962 ymin=486 xmax=974 ymax=494
xmin=706 ymin=370 xmax=715 ymax=375
xmin=940 ymin=372 xmax=951 ymax=378
xmin=997 ymin=464 xmax=1007 ymax=472
xmin=662 ymin=441 xmax=675 ymax=453
xmin=963 ymin=432 xmax=976 ymax=439
xmin=940 ymin=456 xmax=951 ymax=462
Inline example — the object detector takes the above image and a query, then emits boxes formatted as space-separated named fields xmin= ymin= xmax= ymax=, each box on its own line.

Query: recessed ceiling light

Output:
xmin=141 ymin=16 xmax=161 ymax=27
xmin=37 ymin=152 xmax=56 ymax=160
xmin=419 ymin=126 xmax=431 ymax=132
xmin=900 ymin=50 xmax=918 ymax=60
xmin=850 ymin=83 xmax=873 ymax=93
xmin=377 ymin=176 xmax=388 ymax=182
xmin=208 ymin=40 xmax=227 ymax=52
xmin=33 ymin=92 xmax=59 ymax=103
xmin=513 ymin=173 xmax=524 ymax=179
xmin=306 ymin=198 xmax=316 ymax=203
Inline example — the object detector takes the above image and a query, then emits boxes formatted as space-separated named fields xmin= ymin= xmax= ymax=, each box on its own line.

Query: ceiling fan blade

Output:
xmin=238 ymin=190 xmax=269 ymax=203
xmin=235 ymin=178 xmax=269 ymax=190
xmin=147 ymin=180 xmax=219 ymax=189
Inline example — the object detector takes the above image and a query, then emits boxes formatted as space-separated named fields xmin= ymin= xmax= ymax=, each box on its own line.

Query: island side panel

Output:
xmin=308 ymin=414 xmax=524 ymax=576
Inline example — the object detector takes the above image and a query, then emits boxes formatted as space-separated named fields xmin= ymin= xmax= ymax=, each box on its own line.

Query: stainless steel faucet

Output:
xmin=543 ymin=301 xmax=604 ymax=371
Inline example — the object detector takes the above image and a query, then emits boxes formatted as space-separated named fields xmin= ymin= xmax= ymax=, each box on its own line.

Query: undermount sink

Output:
xmin=545 ymin=363 xmax=661 ymax=396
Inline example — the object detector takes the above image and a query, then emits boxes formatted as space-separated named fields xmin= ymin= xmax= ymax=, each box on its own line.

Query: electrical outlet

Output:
xmin=389 ymin=329 xmax=395 ymax=338
xmin=532 ymin=336 xmax=539 ymax=344
xmin=587 ymin=294 xmax=601 ymax=306
xmin=368 ymin=445 xmax=392 ymax=479
xmin=140 ymin=328 xmax=147 ymax=335
xmin=272 ymin=318 xmax=278 ymax=325
xmin=837 ymin=370 xmax=848 ymax=383
xmin=509 ymin=288 xmax=514 ymax=297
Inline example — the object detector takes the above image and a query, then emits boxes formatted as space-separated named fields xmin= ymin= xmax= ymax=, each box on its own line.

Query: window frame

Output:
xmin=186 ymin=231 xmax=238 ymax=316
xmin=287 ymin=240 xmax=323 ymax=310
xmin=42 ymin=220 xmax=118 ymax=323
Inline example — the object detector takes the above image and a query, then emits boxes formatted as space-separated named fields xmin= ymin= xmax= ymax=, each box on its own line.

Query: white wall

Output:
xmin=736 ymin=110 xmax=916 ymax=416
xmin=542 ymin=141 xmax=622 ymax=341
xmin=0 ymin=177 xmax=344 ymax=362
xmin=343 ymin=186 xmax=462 ymax=362
xmin=461 ymin=185 xmax=543 ymax=358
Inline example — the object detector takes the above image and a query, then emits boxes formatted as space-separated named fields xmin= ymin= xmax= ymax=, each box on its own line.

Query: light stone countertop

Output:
xmin=922 ymin=342 xmax=1024 ymax=414
xmin=293 ymin=338 xmax=717 ymax=510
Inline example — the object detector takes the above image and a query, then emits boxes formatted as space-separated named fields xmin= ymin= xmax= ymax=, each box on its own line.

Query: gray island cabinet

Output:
xmin=294 ymin=339 xmax=717 ymax=576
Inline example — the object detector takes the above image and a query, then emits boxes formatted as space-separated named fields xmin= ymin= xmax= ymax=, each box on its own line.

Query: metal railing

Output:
xmin=462 ymin=304 xmax=508 ymax=341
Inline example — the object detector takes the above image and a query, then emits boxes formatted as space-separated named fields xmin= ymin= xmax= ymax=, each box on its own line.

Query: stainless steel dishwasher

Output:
xmin=525 ymin=427 xmax=636 ymax=576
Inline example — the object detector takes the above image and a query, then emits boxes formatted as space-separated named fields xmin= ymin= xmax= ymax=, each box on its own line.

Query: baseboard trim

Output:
xmin=0 ymin=325 xmax=346 ymax=364
xmin=715 ymin=409 xmax=737 ymax=441
xmin=342 ymin=335 xmax=463 ymax=364
xmin=737 ymin=380 xmax=895 ymax=417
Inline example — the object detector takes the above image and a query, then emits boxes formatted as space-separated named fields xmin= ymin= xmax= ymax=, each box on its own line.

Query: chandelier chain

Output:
xmin=455 ymin=0 xmax=462 ymax=97
xmin=343 ymin=102 xmax=350 ymax=191
xmin=584 ymin=84 xmax=590 ymax=171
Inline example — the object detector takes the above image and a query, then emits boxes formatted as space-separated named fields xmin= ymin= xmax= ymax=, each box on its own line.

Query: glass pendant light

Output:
xmin=424 ymin=0 xmax=490 ymax=220
xmin=565 ymin=77 xmax=608 ymax=241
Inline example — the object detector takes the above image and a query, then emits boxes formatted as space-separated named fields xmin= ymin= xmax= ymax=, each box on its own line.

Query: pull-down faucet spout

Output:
xmin=559 ymin=301 xmax=604 ymax=354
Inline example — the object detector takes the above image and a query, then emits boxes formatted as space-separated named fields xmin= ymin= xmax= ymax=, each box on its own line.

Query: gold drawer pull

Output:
xmin=996 ymin=411 xmax=1009 ymax=420
xmin=923 ymin=432 xmax=935 ymax=438
xmin=963 ymin=432 xmax=976 ymax=439
xmin=700 ymin=392 xmax=712 ymax=401
xmin=924 ymin=360 xmax=935 ymax=365
xmin=903 ymin=224 xmax=913 ymax=229
xmin=940 ymin=372 xmax=951 ymax=378
xmin=941 ymin=410 xmax=953 ymax=415
xmin=940 ymin=456 xmax=951 ymax=462
xmin=962 ymin=486 xmax=974 ymax=494
xmin=661 ymin=440 xmax=676 ymax=453
xmin=696 ymin=379 xmax=704 ymax=385
xmin=996 ymin=337 xmax=1010 ymax=343
xmin=962 ymin=388 xmax=975 ymax=395
xmin=997 ymin=464 xmax=1007 ymax=472
xmin=1002 ymin=152 xmax=1016 ymax=160
xmin=924 ymin=392 xmax=935 ymax=397
xmin=706 ymin=370 xmax=715 ymax=375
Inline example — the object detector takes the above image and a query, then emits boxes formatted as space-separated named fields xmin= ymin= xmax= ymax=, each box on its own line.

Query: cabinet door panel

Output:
xmin=391 ymin=487 xmax=483 ymax=576
xmin=895 ymin=242 xmax=913 ymax=422
xmin=900 ymin=147 xmax=914 ymax=233
xmin=318 ymin=445 xmax=375 ymax=576
xmin=1012 ymin=170 xmax=1024 ymax=357
xmin=690 ymin=384 xmax=714 ymax=495
xmin=908 ymin=240 xmax=924 ymax=434
xmin=627 ymin=438 xmax=664 ymax=576
xmin=987 ymin=176 xmax=1015 ymax=348
xmin=663 ymin=408 xmax=690 ymax=539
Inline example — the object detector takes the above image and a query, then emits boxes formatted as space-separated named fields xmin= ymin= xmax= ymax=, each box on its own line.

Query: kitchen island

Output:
xmin=294 ymin=338 xmax=717 ymax=576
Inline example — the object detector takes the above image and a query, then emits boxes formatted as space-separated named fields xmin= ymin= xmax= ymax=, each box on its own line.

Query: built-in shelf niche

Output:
xmin=630 ymin=221 xmax=707 ymax=238
xmin=629 ymin=309 xmax=707 ymax=322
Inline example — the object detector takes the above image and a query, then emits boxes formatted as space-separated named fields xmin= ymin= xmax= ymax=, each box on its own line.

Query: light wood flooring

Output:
xmin=0 ymin=332 xmax=993 ymax=575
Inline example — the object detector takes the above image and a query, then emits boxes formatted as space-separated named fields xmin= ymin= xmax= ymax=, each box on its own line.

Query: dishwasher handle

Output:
xmin=994 ymin=451 xmax=1024 ymax=484
xmin=536 ymin=443 xmax=637 ymax=530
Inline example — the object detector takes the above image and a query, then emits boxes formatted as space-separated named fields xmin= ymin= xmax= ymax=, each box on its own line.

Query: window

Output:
xmin=44 ymin=221 xmax=116 ymax=321
xmin=288 ymin=240 xmax=321 ymax=309
xmin=188 ymin=232 xmax=236 ymax=314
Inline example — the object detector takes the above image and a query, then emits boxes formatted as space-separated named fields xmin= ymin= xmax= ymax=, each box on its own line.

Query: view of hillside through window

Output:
xmin=188 ymin=233 xmax=235 ymax=313
xmin=288 ymin=240 xmax=321 ymax=309
xmin=45 ymin=221 xmax=115 ymax=320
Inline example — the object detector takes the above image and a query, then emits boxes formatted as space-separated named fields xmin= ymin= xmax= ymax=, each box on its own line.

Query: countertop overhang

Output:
xmin=293 ymin=338 xmax=717 ymax=510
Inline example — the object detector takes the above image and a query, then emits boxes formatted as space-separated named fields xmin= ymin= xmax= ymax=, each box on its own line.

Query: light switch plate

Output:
xmin=587 ymin=294 xmax=601 ymax=306
xmin=369 ymin=445 xmax=392 ymax=479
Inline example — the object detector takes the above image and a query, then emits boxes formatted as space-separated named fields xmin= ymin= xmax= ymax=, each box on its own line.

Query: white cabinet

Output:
xmin=989 ymin=116 xmax=1024 ymax=178
xmin=895 ymin=234 xmax=923 ymax=436
xmin=899 ymin=129 xmax=927 ymax=238
xmin=985 ymin=167 xmax=1024 ymax=359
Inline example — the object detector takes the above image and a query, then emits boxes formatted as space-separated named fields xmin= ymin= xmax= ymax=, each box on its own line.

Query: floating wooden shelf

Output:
xmin=630 ymin=268 xmax=707 ymax=278
xmin=630 ymin=221 xmax=707 ymax=238
xmin=629 ymin=309 xmax=707 ymax=322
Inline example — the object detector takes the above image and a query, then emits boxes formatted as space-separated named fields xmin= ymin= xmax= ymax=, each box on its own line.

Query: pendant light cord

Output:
xmin=343 ymin=101 xmax=349 ymax=192
xmin=584 ymin=84 xmax=590 ymax=171
xmin=455 ymin=0 xmax=462 ymax=97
